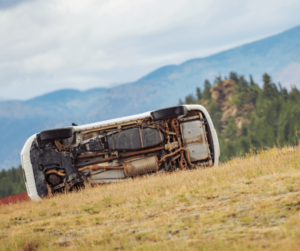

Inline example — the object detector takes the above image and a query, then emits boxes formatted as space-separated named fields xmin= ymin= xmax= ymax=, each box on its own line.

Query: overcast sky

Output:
xmin=0 ymin=0 xmax=300 ymax=100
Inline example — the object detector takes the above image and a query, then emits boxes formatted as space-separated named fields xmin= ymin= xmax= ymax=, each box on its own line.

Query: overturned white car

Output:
xmin=21 ymin=105 xmax=220 ymax=201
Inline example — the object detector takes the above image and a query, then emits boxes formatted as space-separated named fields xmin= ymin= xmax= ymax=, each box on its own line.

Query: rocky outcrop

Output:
xmin=211 ymin=79 xmax=236 ymax=121
xmin=210 ymin=79 xmax=255 ymax=136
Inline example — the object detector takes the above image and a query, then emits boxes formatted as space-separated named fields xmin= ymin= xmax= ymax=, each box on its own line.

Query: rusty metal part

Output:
xmin=63 ymin=176 xmax=87 ymax=193
xmin=65 ymin=182 xmax=73 ymax=193
xmin=179 ymin=152 xmax=187 ymax=170
xmin=157 ymin=125 xmax=177 ymax=135
xmin=159 ymin=147 xmax=194 ymax=168
xmin=75 ymin=147 xmax=164 ymax=168
xmin=54 ymin=140 xmax=70 ymax=152
xmin=45 ymin=170 xmax=66 ymax=177
xmin=82 ymin=131 xmax=100 ymax=141
xmin=45 ymin=165 xmax=124 ymax=177
xmin=76 ymin=156 xmax=118 ymax=168
xmin=78 ymin=165 xmax=124 ymax=172
xmin=181 ymin=149 xmax=194 ymax=168
xmin=78 ymin=119 xmax=145 ymax=134
xmin=171 ymin=118 xmax=180 ymax=136
xmin=77 ymin=152 xmax=107 ymax=159
xmin=122 ymin=146 xmax=164 ymax=158
xmin=165 ymin=141 xmax=179 ymax=151
xmin=171 ymin=118 xmax=182 ymax=147
xmin=139 ymin=128 xmax=144 ymax=148
xmin=171 ymin=161 xmax=176 ymax=171
xmin=179 ymin=115 xmax=200 ymax=122
xmin=124 ymin=156 xmax=159 ymax=177
xmin=170 ymin=154 xmax=181 ymax=162
xmin=77 ymin=146 xmax=164 ymax=160
xmin=107 ymin=127 xmax=164 ymax=151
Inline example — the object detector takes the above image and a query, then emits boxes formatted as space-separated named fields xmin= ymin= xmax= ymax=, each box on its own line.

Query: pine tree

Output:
xmin=196 ymin=87 xmax=202 ymax=100
xmin=229 ymin=72 xmax=238 ymax=82
xmin=239 ymin=76 xmax=248 ymax=88
xmin=262 ymin=73 xmax=274 ymax=98
xmin=178 ymin=99 xmax=184 ymax=105
xmin=185 ymin=95 xmax=196 ymax=104
xmin=215 ymin=75 xmax=222 ymax=83
xmin=249 ymin=75 xmax=255 ymax=86
xmin=202 ymin=80 xmax=212 ymax=100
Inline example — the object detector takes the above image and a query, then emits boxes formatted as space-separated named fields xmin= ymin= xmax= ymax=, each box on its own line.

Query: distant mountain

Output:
xmin=1 ymin=25 xmax=300 ymax=170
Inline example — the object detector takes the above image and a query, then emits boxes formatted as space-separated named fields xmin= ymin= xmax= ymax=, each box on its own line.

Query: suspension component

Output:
xmin=54 ymin=140 xmax=70 ymax=152
xmin=179 ymin=151 xmax=187 ymax=170
xmin=171 ymin=118 xmax=180 ymax=136
xmin=159 ymin=147 xmax=194 ymax=168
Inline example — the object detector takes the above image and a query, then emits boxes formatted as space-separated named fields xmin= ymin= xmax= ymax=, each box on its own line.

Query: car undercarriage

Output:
xmin=24 ymin=106 xmax=218 ymax=199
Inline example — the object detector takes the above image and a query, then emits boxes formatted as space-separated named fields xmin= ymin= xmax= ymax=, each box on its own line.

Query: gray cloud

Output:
xmin=0 ymin=0 xmax=32 ymax=9
xmin=0 ymin=0 xmax=300 ymax=99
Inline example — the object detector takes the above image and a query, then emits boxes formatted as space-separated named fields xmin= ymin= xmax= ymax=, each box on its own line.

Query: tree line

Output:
xmin=0 ymin=165 xmax=26 ymax=199
xmin=179 ymin=72 xmax=300 ymax=161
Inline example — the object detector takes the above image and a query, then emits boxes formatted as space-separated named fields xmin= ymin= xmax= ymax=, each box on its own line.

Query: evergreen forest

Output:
xmin=0 ymin=165 xmax=26 ymax=199
xmin=179 ymin=72 xmax=300 ymax=162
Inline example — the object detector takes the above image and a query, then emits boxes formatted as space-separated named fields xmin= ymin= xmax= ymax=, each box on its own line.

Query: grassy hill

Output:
xmin=0 ymin=146 xmax=300 ymax=250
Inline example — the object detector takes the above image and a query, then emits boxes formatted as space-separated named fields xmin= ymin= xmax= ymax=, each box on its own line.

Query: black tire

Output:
xmin=40 ymin=128 xmax=73 ymax=141
xmin=151 ymin=106 xmax=188 ymax=121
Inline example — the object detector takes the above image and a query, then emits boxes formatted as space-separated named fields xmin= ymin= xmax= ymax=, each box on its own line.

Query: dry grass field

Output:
xmin=1 ymin=146 xmax=300 ymax=251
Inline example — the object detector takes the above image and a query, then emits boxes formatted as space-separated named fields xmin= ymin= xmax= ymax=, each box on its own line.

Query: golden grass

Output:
xmin=1 ymin=146 xmax=300 ymax=250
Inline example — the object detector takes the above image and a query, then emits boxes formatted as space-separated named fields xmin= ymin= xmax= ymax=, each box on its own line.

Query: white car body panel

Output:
xmin=20 ymin=134 xmax=41 ymax=201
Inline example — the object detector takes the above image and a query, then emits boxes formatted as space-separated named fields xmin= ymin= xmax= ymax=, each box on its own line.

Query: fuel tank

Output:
xmin=107 ymin=127 xmax=164 ymax=151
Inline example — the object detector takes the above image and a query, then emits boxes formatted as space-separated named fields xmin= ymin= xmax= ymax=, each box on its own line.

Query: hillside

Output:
xmin=181 ymin=71 xmax=300 ymax=162
xmin=0 ymin=146 xmax=299 ymax=250
xmin=1 ymin=25 xmax=300 ymax=169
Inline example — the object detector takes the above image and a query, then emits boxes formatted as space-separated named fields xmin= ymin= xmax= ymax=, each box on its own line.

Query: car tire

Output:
xmin=40 ymin=128 xmax=73 ymax=141
xmin=151 ymin=106 xmax=188 ymax=121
